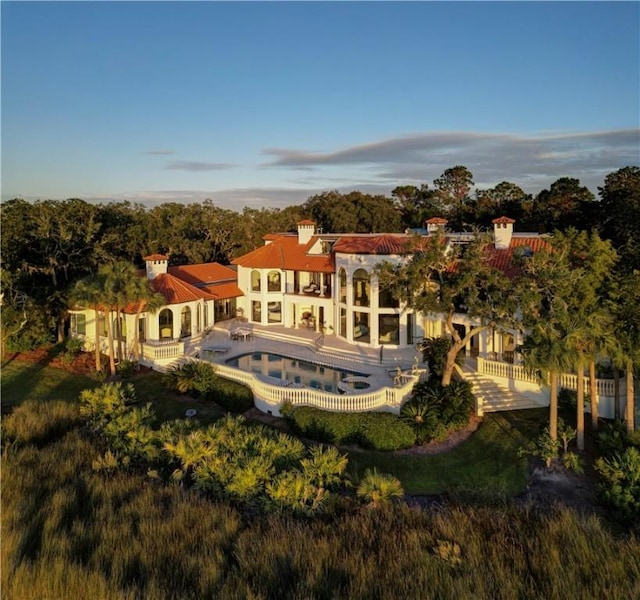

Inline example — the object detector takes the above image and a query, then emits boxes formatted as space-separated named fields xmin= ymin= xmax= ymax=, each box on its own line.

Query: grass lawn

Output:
xmin=346 ymin=409 xmax=547 ymax=496
xmin=1 ymin=357 xmax=97 ymax=412
xmin=2 ymin=359 xmax=545 ymax=497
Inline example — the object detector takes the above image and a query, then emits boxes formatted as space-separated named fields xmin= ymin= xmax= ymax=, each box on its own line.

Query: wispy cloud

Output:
xmin=262 ymin=128 xmax=639 ymax=193
xmin=143 ymin=149 xmax=176 ymax=155
xmin=163 ymin=161 xmax=235 ymax=172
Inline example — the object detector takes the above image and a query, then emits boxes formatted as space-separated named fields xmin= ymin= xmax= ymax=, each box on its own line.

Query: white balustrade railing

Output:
xmin=477 ymin=357 xmax=623 ymax=399
xmin=212 ymin=362 xmax=423 ymax=414
xmin=142 ymin=341 xmax=184 ymax=361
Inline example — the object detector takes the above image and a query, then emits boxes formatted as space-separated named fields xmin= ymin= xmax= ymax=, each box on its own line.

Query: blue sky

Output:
xmin=2 ymin=1 xmax=639 ymax=210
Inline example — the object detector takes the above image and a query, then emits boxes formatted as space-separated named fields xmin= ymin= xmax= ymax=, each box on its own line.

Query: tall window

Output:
xmin=98 ymin=313 xmax=107 ymax=337
xmin=378 ymin=285 xmax=399 ymax=308
xmin=252 ymin=301 xmax=262 ymax=322
xmin=267 ymin=301 xmax=281 ymax=323
xmin=196 ymin=304 xmax=201 ymax=333
xmin=339 ymin=268 xmax=347 ymax=303
xmin=70 ymin=313 xmax=86 ymax=335
xmin=267 ymin=271 xmax=281 ymax=292
xmin=339 ymin=308 xmax=347 ymax=338
xmin=353 ymin=269 xmax=370 ymax=307
xmin=378 ymin=314 xmax=399 ymax=345
xmin=353 ymin=312 xmax=370 ymax=343
xmin=251 ymin=270 xmax=261 ymax=292
xmin=138 ymin=317 xmax=146 ymax=343
xmin=180 ymin=307 xmax=192 ymax=338
xmin=407 ymin=312 xmax=414 ymax=345
xmin=159 ymin=309 xmax=173 ymax=340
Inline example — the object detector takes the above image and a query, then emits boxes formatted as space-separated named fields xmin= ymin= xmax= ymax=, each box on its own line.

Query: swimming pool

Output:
xmin=225 ymin=352 xmax=370 ymax=393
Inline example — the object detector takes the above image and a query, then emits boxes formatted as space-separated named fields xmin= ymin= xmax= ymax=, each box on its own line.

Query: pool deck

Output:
xmin=200 ymin=320 xmax=425 ymax=391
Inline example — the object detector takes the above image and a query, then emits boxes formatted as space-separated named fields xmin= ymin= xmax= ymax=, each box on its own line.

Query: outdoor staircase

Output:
xmin=459 ymin=365 xmax=547 ymax=414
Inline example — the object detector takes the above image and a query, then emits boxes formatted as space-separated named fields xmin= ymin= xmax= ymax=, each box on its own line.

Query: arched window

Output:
xmin=181 ymin=306 xmax=192 ymax=338
xmin=196 ymin=304 xmax=201 ymax=333
xmin=353 ymin=269 xmax=370 ymax=307
xmin=251 ymin=270 xmax=261 ymax=292
xmin=267 ymin=271 xmax=281 ymax=292
xmin=339 ymin=268 xmax=347 ymax=303
xmin=159 ymin=309 xmax=173 ymax=340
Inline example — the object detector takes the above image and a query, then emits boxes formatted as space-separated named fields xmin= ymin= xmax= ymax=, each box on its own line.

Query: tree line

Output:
xmin=1 ymin=166 xmax=638 ymax=356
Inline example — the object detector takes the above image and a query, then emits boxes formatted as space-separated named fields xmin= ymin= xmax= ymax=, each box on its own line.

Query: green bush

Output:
xmin=206 ymin=376 xmax=254 ymax=413
xmin=401 ymin=378 xmax=473 ymax=442
xmin=287 ymin=407 xmax=415 ymax=451
xmin=163 ymin=361 xmax=253 ymax=412
xmin=595 ymin=447 xmax=640 ymax=522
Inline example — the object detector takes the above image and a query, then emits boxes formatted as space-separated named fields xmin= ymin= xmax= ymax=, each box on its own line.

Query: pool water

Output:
xmin=225 ymin=352 xmax=369 ymax=393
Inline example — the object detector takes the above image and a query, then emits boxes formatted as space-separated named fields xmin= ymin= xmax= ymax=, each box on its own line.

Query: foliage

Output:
xmin=562 ymin=452 xmax=584 ymax=475
xmin=420 ymin=337 xmax=462 ymax=378
xmin=79 ymin=382 xmax=136 ymax=430
xmin=163 ymin=360 xmax=253 ymax=412
xmin=286 ymin=407 xmax=416 ymax=451
xmin=401 ymin=379 xmax=474 ymax=442
xmin=597 ymin=421 xmax=633 ymax=457
xmin=356 ymin=468 xmax=405 ymax=507
xmin=557 ymin=418 xmax=577 ymax=454
xmin=594 ymin=447 xmax=640 ymax=521
xmin=519 ymin=427 xmax=560 ymax=468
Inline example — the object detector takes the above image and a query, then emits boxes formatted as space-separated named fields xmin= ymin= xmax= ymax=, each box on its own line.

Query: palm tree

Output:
xmin=356 ymin=468 xmax=404 ymax=508
xmin=521 ymin=321 xmax=576 ymax=441
xmin=69 ymin=273 xmax=107 ymax=373
xmin=130 ymin=279 xmax=164 ymax=362
xmin=101 ymin=261 xmax=143 ymax=364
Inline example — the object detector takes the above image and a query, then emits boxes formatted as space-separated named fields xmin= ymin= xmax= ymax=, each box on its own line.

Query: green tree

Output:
xmin=69 ymin=273 xmax=108 ymax=372
xmin=432 ymin=165 xmax=474 ymax=220
xmin=533 ymin=178 xmax=596 ymax=232
xmin=599 ymin=166 xmax=640 ymax=272
xmin=376 ymin=231 xmax=516 ymax=385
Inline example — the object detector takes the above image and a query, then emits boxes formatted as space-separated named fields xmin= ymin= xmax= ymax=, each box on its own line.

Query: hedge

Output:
xmin=287 ymin=407 xmax=415 ymax=451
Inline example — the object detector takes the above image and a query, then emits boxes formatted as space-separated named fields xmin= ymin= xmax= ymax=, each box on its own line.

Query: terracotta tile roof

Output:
xmin=297 ymin=219 xmax=316 ymax=225
xmin=425 ymin=217 xmax=448 ymax=224
xmin=200 ymin=282 xmax=243 ymax=299
xmin=168 ymin=263 xmax=237 ymax=286
xmin=149 ymin=273 xmax=215 ymax=305
xmin=232 ymin=235 xmax=334 ymax=273
xmin=492 ymin=216 xmax=516 ymax=224
xmin=143 ymin=253 xmax=169 ymax=261
xmin=333 ymin=235 xmax=411 ymax=255
xmin=486 ymin=237 xmax=551 ymax=277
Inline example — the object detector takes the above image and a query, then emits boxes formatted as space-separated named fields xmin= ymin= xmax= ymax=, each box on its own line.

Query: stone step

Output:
xmin=461 ymin=369 xmax=545 ymax=414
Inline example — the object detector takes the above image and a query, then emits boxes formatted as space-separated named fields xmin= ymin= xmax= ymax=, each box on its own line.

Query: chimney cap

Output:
xmin=491 ymin=216 xmax=515 ymax=224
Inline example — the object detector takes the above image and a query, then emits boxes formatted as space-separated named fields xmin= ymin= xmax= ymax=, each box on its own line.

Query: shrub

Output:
xmin=163 ymin=361 xmax=253 ymax=412
xmin=595 ymin=447 xmax=640 ymax=521
xmin=116 ymin=359 xmax=137 ymax=379
xmin=359 ymin=413 xmax=415 ymax=451
xmin=400 ymin=378 xmax=473 ymax=443
xmin=287 ymin=407 xmax=416 ymax=451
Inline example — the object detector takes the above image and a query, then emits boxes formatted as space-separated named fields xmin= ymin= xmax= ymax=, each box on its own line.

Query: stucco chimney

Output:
xmin=143 ymin=254 xmax=169 ymax=280
xmin=492 ymin=217 xmax=515 ymax=250
xmin=425 ymin=217 xmax=448 ymax=235
xmin=296 ymin=220 xmax=316 ymax=245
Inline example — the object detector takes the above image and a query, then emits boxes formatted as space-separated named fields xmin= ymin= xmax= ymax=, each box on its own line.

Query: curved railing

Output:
xmin=210 ymin=362 xmax=425 ymax=416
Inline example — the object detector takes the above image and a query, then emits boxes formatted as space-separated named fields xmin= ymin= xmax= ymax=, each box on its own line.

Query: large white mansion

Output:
xmin=69 ymin=217 xmax=628 ymax=418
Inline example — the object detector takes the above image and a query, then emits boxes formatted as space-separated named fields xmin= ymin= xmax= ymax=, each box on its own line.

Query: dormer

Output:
xmin=425 ymin=217 xmax=448 ymax=235
xmin=492 ymin=217 xmax=515 ymax=250
xmin=143 ymin=254 xmax=169 ymax=280
xmin=297 ymin=220 xmax=316 ymax=245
